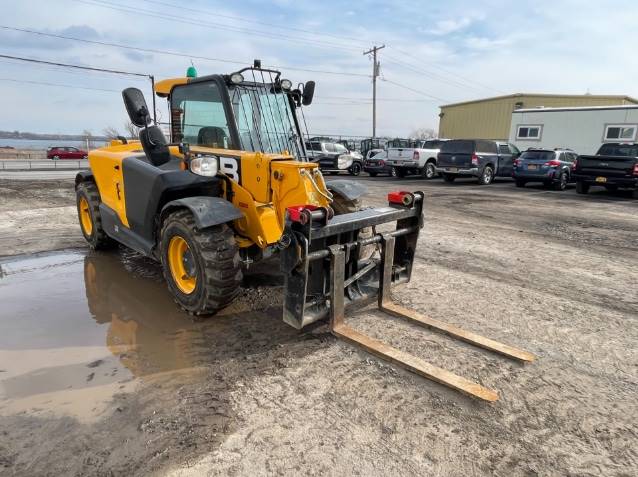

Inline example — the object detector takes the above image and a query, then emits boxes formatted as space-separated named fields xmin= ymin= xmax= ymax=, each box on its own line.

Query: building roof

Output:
xmin=513 ymin=104 xmax=638 ymax=113
xmin=440 ymin=93 xmax=638 ymax=109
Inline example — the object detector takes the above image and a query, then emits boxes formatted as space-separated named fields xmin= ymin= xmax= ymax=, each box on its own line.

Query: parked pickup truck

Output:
xmin=436 ymin=139 xmax=520 ymax=185
xmin=385 ymin=139 xmax=448 ymax=178
xmin=573 ymin=143 xmax=638 ymax=198
xmin=306 ymin=140 xmax=364 ymax=176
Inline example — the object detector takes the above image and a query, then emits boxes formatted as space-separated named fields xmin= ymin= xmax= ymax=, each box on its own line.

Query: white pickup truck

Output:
xmin=385 ymin=138 xmax=449 ymax=178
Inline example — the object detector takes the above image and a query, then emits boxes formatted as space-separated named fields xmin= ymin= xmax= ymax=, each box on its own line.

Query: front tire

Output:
xmin=160 ymin=210 xmax=242 ymax=315
xmin=349 ymin=162 xmax=362 ymax=176
xmin=478 ymin=165 xmax=494 ymax=185
xmin=576 ymin=181 xmax=589 ymax=195
xmin=390 ymin=167 xmax=398 ymax=178
xmin=368 ymin=171 xmax=378 ymax=177
xmin=76 ymin=181 xmax=116 ymax=250
xmin=331 ymin=194 xmax=374 ymax=259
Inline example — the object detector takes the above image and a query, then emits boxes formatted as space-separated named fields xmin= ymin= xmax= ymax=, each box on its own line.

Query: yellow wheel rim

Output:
xmin=167 ymin=236 xmax=197 ymax=294
xmin=79 ymin=196 xmax=93 ymax=236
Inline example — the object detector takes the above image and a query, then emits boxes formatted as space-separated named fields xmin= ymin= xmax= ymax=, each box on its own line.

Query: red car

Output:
xmin=47 ymin=146 xmax=88 ymax=160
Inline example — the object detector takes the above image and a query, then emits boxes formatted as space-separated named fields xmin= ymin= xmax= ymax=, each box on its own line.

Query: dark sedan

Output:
xmin=364 ymin=150 xmax=396 ymax=177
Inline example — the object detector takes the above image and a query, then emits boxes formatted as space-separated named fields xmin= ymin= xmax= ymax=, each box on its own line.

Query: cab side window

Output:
xmin=171 ymin=82 xmax=232 ymax=148
xmin=477 ymin=140 xmax=497 ymax=154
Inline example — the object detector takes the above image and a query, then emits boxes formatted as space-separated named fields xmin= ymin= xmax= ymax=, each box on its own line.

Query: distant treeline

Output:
xmin=0 ymin=130 xmax=108 ymax=141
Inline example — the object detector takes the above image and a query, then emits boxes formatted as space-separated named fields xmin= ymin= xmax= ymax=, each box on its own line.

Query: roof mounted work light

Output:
xmin=230 ymin=73 xmax=244 ymax=84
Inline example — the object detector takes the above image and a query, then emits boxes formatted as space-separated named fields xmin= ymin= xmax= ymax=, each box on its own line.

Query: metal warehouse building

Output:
xmin=438 ymin=93 xmax=638 ymax=140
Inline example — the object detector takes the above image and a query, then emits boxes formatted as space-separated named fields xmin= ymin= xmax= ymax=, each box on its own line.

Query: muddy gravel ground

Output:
xmin=0 ymin=176 xmax=636 ymax=476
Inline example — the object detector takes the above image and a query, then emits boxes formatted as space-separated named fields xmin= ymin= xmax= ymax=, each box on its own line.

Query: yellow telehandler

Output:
xmin=75 ymin=61 xmax=534 ymax=401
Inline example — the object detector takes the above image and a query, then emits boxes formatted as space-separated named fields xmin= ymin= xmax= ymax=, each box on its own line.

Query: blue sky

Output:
xmin=1 ymin=0 xmax=638 ymax=137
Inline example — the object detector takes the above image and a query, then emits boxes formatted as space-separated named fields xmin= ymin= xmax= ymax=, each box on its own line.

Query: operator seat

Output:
xmin=122 ymin=87 xmax=173 ymax=168
xmin=197 ymin=127 xmax=228 ymax=148
xmin=139 ymin=125 xmax=171 ymax=167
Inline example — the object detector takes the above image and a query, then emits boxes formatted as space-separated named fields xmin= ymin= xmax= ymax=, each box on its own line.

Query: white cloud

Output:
xmin=463 ymin=35 xmax=511 ymax=51
xmin=428 ymin=16 xmax=475 ymax=35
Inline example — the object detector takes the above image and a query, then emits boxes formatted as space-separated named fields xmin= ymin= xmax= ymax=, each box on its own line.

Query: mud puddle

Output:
xmin=0 ymin=249 xmax=287 ymax=424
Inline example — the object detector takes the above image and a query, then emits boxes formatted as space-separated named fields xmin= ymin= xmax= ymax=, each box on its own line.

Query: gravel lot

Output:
xmin=0 ymin=175 xmax=636 ymax=476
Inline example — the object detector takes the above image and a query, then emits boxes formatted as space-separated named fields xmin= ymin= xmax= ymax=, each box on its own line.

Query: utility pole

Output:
xmin=363 ymin=44 xmax=385 ymax=138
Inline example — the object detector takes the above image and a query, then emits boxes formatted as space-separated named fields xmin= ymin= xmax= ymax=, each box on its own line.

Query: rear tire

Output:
xmin=421 ymin=161 xmax=437 ymax=179
xmin=604 ymin=184 xmax=619 ymax=192
xmin=76 ymin=181 xmax=116 ymax=250
xmin=396 ymin=168 xmax=407 ymax=178
xmin=515 ymin=179 xmax=526 ymax=188
xmin=442 ymin=173 xmax=456 ymax=183
xmin=349 ymin=162 xmax=362 ymax=176
xmin=368 ymin=171 xmax=378 ymax=177
xmin=390 ymin=167 xmax=398 ymax=178
xmin=576 ymin=181 xmax=589 ymax=195
xmin=478 ymin=165 xmax=494 ymax=185
xmin=632 ymin=189 xmax=638 ymax=199
xmin=554 ymin=172 xmax=568 ymax=191
xmin=160 ymin=210 xmax=242 ymax=315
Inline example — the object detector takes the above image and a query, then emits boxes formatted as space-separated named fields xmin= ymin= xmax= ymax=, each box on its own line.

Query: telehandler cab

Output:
xmin=76 ymin=61 xmax=534 ymax=401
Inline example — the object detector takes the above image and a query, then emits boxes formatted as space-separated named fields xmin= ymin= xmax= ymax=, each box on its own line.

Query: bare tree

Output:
xmin=124 ymin=121 xmax=140 ymax=139
xmin=409 ymin=128 xmax=438 ymax=140
xmin=102 ymin=126 xmax=121 ymax=139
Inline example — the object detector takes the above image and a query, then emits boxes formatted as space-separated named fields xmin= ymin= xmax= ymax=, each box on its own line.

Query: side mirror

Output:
xmin=122 ymin=88 xmax=151 ymax=128
xmin=302 ymin=81 xmax=315 ymax=106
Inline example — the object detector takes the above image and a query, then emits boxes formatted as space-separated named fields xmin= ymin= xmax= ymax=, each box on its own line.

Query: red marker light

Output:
xmin=388 ymin=191 xmax=414 ymax=206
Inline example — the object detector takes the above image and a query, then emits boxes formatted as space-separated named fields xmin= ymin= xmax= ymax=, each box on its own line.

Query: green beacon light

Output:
xmin=186 ymin=65 xmax=197 ymax=78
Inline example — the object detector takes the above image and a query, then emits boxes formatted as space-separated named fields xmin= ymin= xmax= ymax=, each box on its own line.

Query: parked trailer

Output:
xmin=509 ymin=105 xmax=638 ymax=155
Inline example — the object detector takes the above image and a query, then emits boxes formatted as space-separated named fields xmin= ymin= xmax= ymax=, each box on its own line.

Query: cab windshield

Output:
xmin=229 ymin=83 xmax=304 ymax=159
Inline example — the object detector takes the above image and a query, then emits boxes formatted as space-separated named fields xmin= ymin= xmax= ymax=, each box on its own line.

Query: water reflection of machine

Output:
xmin=83 ymin=253 xmax=211 ymax=377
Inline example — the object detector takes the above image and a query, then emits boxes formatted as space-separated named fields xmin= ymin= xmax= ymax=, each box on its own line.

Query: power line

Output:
xmin=380 ymin=78 xmax=449 ymax=103
xmin=317 ymin=95 xmax=436 ymax=102
xmin=0 ymin=77 xmax=120 ymax=92
xmin=136 ymin=0 xmax=372 ymax=47
xmin=0 ymin=53 xmax=157 ymax=119
xmin=75 ymin=0 xmax=362 ymax=53
xmin=0 ymin=53 xmax=150 ymax=77
xmin=383 ymin=56 xmax=490 ymax=95
xmin=386 ymin=45 xmax=505 ymax=95
xmin=0 ymin=25 xmax=370 ymax=78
